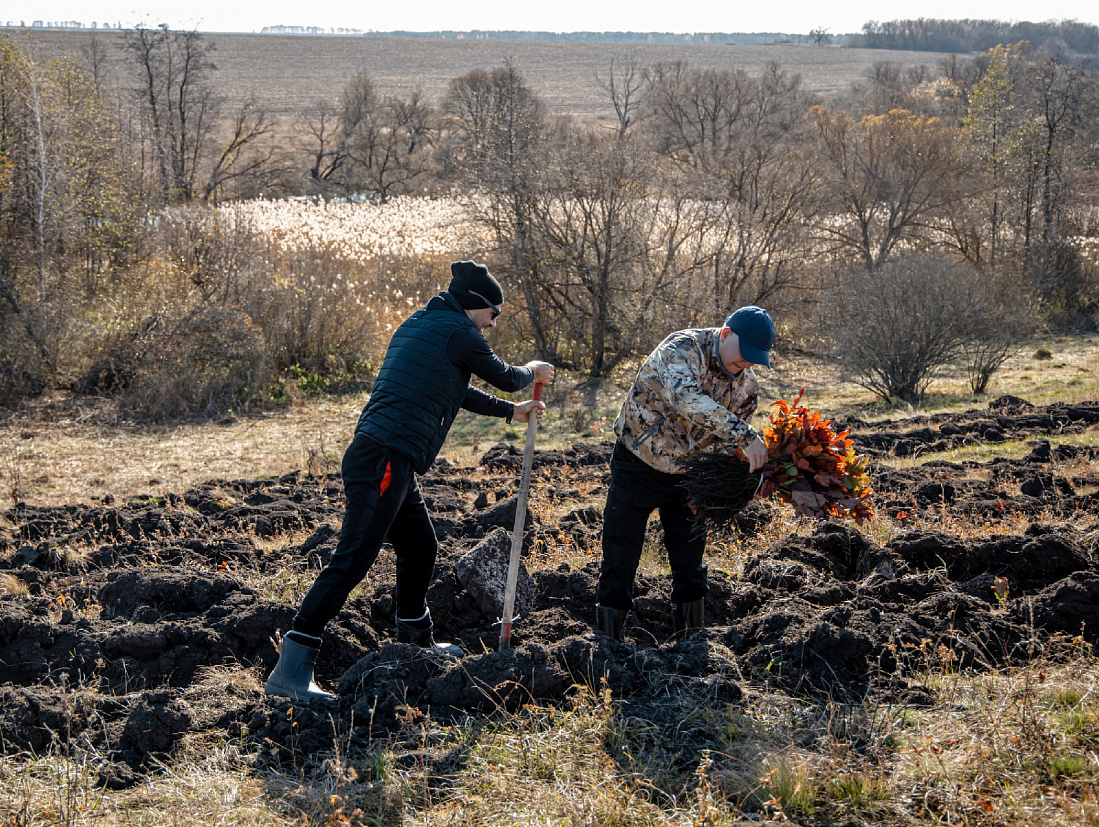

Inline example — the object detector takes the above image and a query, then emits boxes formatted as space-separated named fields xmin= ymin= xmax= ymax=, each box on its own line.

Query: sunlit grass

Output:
xmin=767 ymin=334 xmax=1099 ymax=425
xmin=888 ymin=429 xmax=1099 ymax=469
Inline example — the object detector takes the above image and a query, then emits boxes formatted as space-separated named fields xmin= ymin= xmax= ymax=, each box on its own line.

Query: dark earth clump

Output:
xmin=1 ymin=399 xmax=1097 ymax=786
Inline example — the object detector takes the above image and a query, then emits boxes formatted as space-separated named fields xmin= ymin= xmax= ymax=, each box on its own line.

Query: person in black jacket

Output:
xmin=265 ymin=261 xmax=554 ymax=702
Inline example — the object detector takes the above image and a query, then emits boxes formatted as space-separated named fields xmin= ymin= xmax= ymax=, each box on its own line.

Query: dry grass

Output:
xmin=4 ymin=334 xmax=1094 ymax=510
xmin=1 ymin=741 xmax=281 ymax=826
xmin=769 ymin=333 xmax=1099 ymax=424
xmin=895 ymin=657 xmax=1099 ymax=825
xmin=0 ymin=393 xmax=364 ymax=507
xmin=6 ymin=654 xmax=1099 ymax=825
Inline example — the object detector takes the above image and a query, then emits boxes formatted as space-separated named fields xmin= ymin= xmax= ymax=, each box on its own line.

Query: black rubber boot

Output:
xmin=396 ymin=610 xmax=464 ymax=659
xmin=672 ymin=598 xmax=705 ymax=639
xmin=264 ymin=632 xmax=337 ymax=702
xmin=594 ymin=604 xmax=628 ymax=641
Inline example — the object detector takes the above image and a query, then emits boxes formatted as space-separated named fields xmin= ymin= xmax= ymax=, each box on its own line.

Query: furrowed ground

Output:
xmin=1 ymin=339 xmax=1098 ymax=825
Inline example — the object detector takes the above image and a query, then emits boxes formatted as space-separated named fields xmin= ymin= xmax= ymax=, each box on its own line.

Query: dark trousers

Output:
xmin=596 ymin=440 xmax=707 ymax=611
xmin=293 ymin=433 xmax=438 ymax=638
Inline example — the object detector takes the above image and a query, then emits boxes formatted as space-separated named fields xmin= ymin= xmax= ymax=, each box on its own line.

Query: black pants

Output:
xmin=293 ymin=433 xmax=438 ymax=638
xmin=596 ymin=440 xmax=707 ymax=611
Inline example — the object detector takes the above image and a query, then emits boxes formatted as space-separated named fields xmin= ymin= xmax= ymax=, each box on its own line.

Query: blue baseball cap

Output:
xmin=724 ymin=306 xmax=775 ymax=368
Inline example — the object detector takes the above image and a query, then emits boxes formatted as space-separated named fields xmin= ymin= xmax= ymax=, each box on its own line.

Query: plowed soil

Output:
xmin=2 ymin=395 xmax=1098 ymax=789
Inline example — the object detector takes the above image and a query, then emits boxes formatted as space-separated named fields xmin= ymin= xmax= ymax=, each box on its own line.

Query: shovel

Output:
xmin=498 ymin=381 xmax=543 ymax=651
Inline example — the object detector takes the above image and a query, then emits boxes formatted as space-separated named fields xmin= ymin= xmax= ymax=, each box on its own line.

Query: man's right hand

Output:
xmin=741 ymin=436 xmax=768 ymax=472
xmin=527 ymin=361 xmax=555 ymax=385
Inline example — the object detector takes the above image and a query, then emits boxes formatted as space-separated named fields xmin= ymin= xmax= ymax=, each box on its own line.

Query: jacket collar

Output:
xmin=431 ymin=291 xmax=466 ymax=313
xmin=426 ymin=292 xmax=477 ymax=330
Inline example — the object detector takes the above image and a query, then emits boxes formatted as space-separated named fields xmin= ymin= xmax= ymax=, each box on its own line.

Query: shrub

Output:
xmin=0 ymin=306 xmax=51 ymax=405
xmin=961 ymin=267 xmax=1032 ymax=394
xmin=77 ymin=306 xmax=274 ymax=422
xmin=831 ymin=254 xmax=1022 ymax=403
xmin=1029 ymin=240 xmax=1099 ymax=332
xmin=0 ymin=355 xmax=47 ymax=407
xmin=964 ymin=335 xmax=1016 ymax=395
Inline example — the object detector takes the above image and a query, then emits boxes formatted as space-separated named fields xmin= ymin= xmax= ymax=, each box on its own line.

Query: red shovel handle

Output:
xmin=532 ymin=381 xmax=543 ymax=402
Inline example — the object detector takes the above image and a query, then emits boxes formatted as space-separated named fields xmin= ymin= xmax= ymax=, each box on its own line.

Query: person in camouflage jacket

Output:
xmin=595 ymin=306 xmax=775 ymax=642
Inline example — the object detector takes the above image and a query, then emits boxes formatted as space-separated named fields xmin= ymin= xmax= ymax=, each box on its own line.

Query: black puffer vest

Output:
xmin=355 ymin=293 xmax=474 ymax=473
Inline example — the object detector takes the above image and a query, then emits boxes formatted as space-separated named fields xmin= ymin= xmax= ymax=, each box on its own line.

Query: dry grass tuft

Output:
xmin=1 ymin=573 xmax=29 ymax=597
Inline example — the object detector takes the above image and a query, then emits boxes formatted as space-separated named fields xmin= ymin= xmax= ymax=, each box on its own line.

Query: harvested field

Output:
xmin=19 ymin=29 xmax=947 ymax=119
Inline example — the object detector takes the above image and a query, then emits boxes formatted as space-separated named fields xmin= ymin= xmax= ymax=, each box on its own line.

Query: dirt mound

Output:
xmin=1 ymin=400 xmax=1097 ymax=784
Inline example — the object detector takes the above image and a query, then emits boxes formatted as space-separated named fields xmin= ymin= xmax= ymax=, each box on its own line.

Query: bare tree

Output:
xmin=1025 ymin=53 xmax=1093 ymax=250
xmin=440 ymin=61 xmax=545 ymax=184
xmin=442 ymin=62 xmax=551 ymax=356
xmin=334 ymin=72 xmax=435 ymax=201
xmin=79 ymin=32 xmax=111 ymax=97
xmin=363 ymin=91 xmax=435 ymax=201
xmin=643 ymin=61 xmax=752 ymax=166
xmin=124 ymin=24 xmax=219 ymax=202
xmin=203 ymin=99 xmax=284 ymax=202
xmin=809 ymin=106 xmax=965 ymax=269
xmin=638 ymin=61 xmax=821 ymax=317
xmin=297 ymin=101 xmax=347 ymax=193
xmin=338 ymin=70 xmax=379 ymax=192
xmin=522 ymin=135 xmax=657 ymax=374
xmin=494 ymin=131 xmax=799 ymax=376
xmin=596 ymin=54 xmax=646 ymax=139
xmin=19 ymin=50 xmax=52 ymax=303
xmin=850 ymin=61 xmax=929 ymax=114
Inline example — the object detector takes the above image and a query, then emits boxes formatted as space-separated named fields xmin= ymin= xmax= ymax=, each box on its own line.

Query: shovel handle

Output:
xmin=498 ymin=381 xmax=544 ymax=651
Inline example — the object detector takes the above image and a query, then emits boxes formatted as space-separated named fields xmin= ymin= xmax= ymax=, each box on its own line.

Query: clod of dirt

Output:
xmin=455 ymin=527 xmax=536 ymax=619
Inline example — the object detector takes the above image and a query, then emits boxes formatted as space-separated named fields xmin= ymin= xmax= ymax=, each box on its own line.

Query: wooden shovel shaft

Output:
xmin=499 ymin=382 xmax=542 ymax=650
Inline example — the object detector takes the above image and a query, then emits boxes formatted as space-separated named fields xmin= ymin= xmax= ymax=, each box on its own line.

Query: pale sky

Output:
xmin=2 ymin=0 xmax=1097 ymax=35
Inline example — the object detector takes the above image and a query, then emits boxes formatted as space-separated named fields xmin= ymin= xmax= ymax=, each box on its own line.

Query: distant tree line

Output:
xmin=852 ymin=18 xmax=1099 ymax=55
xmin=2 ymin=25 xmax=816 ymax=45
xmin=2 ymin=25 xmax=1098 ymax=414
xmin=367 ymin=31 xmax=811 ymax=45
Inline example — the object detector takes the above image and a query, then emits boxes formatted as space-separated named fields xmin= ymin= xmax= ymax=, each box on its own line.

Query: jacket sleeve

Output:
xmin=655 ymin=339 xmax=758 ymax=447
xmin=448 ymin=326 xmax=535 ymax=393
xmin=461 ymin=385 xmax=514 ymax=419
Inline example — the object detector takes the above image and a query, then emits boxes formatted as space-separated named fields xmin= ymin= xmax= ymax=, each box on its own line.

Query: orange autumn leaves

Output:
xmin=760 ymin=389 xmax=875 ymax=524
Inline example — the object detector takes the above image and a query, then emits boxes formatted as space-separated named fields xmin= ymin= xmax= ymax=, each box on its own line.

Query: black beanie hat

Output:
xmin=448 ymin=261 xmax=503 ymax=310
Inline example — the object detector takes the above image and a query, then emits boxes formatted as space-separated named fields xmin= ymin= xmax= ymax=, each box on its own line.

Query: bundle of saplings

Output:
xmin=684 ymin=390 xmax=874 ymax=530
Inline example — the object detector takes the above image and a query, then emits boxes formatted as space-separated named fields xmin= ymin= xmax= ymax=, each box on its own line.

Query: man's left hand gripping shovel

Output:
xmin=499 ymin=382 xmax=543 ymax=651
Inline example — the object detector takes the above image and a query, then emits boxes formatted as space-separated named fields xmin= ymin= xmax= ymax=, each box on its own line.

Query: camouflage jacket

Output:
xmin=614 ymin=328 xmax=759 ymax=474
